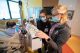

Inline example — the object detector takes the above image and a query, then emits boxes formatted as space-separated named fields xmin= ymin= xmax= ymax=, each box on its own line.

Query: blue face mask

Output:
xmin=41 ymin=17 xmax=46 ymax=22
xmin=50 ymin=16 xmax=60 ymax=22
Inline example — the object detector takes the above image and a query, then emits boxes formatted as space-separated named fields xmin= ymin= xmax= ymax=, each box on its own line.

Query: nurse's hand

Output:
xmin=36 ymin=31 xmax=50 ymax=40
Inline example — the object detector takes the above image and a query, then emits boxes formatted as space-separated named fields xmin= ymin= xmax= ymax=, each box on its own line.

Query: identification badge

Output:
xmin=44 ymin=28 xmax=48 ymax=32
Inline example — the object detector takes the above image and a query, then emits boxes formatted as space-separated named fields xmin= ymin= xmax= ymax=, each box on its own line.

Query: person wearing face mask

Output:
xmin=37 ymin=9 xmax=51 ymax=34
xmin=6 ymin=21 xmax=18 ymax=36
xmin=36 ymin=5 xmax=71 ymax=53
xmin=36 ymin=9 xmax=51 ymax=53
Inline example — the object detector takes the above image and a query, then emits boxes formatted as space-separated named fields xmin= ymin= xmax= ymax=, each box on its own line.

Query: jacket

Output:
xmin=47 ymin=23 xmax=71 ymax=53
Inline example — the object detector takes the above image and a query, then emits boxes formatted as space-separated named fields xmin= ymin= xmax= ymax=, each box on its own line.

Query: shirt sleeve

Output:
xmin=47 ymin=26 xmax=71 ymax=50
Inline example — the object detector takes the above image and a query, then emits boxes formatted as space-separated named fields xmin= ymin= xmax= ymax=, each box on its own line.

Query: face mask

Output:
xmin=12 ymin=26 xmax=18 ymax=32
xmin=41 ymin=17 xmax=46 ymax=22
xmin=12 ymin=26 xmax=16 ymax=29
xmin=50 ymin=16 xmax=60 ymax=22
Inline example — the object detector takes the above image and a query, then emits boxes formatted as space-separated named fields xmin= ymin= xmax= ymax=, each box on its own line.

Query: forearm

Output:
xmin=45 ymin=37 xmax=58 ymax=50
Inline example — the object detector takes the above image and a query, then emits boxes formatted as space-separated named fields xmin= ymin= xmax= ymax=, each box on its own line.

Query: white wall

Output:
xmin=59 ymin=0 xmax=76 ymax=10
xmin=59 ymin=0 xmax=80 ymax=36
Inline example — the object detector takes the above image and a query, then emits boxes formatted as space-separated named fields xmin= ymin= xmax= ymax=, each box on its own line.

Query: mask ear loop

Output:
xmin=59 ymin=17 xmax=62 ymax=22
xmin=58 ymin=14 xmax=63 ymax=23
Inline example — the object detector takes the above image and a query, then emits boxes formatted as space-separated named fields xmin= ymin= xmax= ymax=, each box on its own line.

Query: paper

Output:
xmin=26 ymin=23 xmax=42 ymax=50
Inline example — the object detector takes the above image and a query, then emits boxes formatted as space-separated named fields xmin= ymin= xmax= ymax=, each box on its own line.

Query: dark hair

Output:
xmin=40 ymin=9 xmax=47 ymax=15
xmin=43 ymin=7 xmax=53 ymax=15
xmin=6 ymin=21 xmax=16 ymax=28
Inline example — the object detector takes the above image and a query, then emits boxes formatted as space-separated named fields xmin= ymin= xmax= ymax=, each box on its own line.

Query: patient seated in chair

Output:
xmin=5 ymin=21 xmax=18 ymax=36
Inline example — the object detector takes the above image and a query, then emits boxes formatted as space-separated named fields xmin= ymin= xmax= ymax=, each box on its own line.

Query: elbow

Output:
xmin=51 ymin=44 xmax=58 ymax=50
xmin=48 ymin=39 xmax=58 ymax=50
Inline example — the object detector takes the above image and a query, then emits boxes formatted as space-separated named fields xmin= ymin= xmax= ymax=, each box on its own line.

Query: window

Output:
xmin=0 ymin=0 xmax=10 ymax=19
xmin=10 ymin=0 xmax=19 ymax=2
xmin=0 ymin=0 xmax=20 ymax=19
xmin=27 ymin=7 xmax=42 ymax=19
xmin=0 ymin=0 xmax=41 ymax=20
xmin=9 ymin=1 xmax=20 ymax=19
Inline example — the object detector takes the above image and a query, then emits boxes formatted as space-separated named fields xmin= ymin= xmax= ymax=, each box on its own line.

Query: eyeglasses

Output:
xmin=53 ymin=13 xmax=64 ymax=16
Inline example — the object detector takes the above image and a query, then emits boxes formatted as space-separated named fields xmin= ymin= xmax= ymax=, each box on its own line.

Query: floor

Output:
xmin=62 ymin=35 xmax=80 ymax=53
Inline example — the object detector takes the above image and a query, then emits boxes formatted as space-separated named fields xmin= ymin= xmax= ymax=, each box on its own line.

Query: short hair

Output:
xmin=52 ymin=4 xmax=67 ymax=14
xmin=52 ymin=4 xmax=68 ymax=22
xmin=40 ymin=9 xmax=47 ymax=15
xmin=6 ymin=21 xmax=16 ymax=28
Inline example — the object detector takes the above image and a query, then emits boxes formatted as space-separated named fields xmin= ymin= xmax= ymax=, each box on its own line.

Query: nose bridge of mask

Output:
xmin=41 ymin=17 xmax=46 ymax=20
xmin=51 ymin=16 xmax=60 ymax=22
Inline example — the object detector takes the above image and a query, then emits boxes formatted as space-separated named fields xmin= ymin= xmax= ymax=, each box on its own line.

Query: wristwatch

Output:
xmin=46 ymin=38 xmax=51 ymax=42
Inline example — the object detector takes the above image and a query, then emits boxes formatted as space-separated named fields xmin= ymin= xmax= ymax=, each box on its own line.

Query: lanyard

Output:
xmin=49 ymin=23 xmax=60 ymax=37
